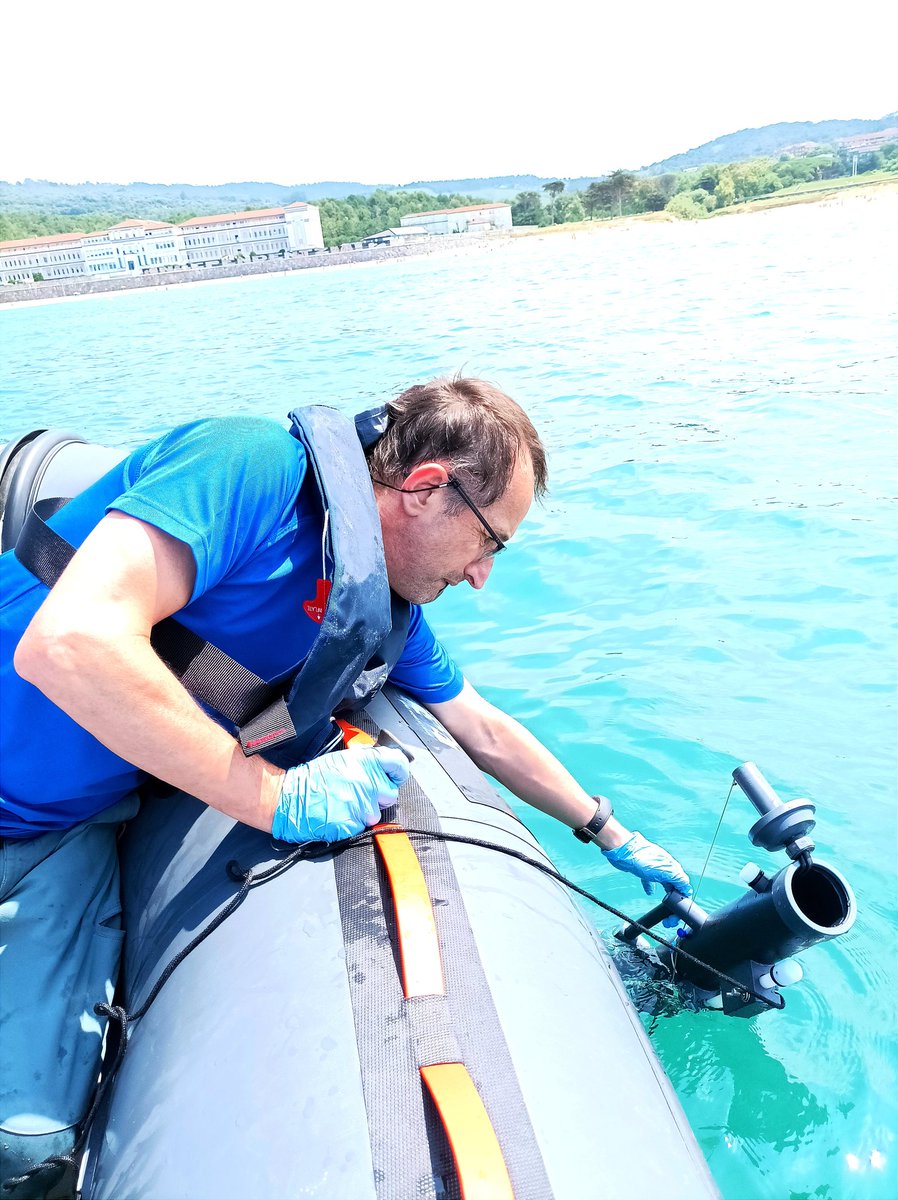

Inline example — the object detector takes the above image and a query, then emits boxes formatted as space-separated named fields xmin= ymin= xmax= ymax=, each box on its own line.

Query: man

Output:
xmin=0 ymin=376 xmax=689 ymax=1196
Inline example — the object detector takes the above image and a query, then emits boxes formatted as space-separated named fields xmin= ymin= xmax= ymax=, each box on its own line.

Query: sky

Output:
xmin=3 ymin=0 xmax=896 ymax=187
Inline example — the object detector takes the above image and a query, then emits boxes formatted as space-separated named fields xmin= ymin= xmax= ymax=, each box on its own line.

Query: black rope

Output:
xmin=326 ymin=826 xmax=785 ymax=1012
xmin=3 ymin=820 xmax=781 ymax=1192
xmin=127 ymin=849 xmax=305 ymax=1023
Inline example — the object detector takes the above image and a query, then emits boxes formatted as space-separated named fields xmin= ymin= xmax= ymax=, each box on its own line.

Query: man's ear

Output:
xmin=397 ymin=462 xmax=450 ymax=513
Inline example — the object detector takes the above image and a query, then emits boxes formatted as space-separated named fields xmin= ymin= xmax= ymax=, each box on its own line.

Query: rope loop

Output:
xmin=94 ymin=1001 xmax=128 ymax=1025
xmin=227 ymin=858 xmax=250 ymax=882
xmin=1 ymin=1154 xmax=79 ymax=1193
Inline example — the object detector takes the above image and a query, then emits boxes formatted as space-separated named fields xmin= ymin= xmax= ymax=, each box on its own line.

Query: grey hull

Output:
xmin=82 ymin=689 xmax=719 ymax=1200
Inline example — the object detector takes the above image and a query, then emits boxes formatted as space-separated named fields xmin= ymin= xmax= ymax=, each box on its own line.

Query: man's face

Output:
xmin=380 ymin=457 xmax=535 ymax=605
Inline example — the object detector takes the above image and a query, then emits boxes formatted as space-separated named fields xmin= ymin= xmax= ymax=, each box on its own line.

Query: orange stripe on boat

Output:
xmin=420 ymin=1063 xmax=514 ymax=1200
xmin=374 ymin=828 xmax=445 ymax=998
xmin=336 ymin=718 xmax=376 ymax=748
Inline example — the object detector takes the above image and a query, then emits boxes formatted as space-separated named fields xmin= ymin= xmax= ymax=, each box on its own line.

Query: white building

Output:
xmin=399 ymin=203 xmax=512 ymax=235
xmin=0 ymin=202 xmax=324 ymax=284
xmin=82 ymin=220 xmax=184 ymax=276
xmin=0 ymin=231 xmax=87 ymax=283
xmin=179 ymin=203 xmax=324 ymax=266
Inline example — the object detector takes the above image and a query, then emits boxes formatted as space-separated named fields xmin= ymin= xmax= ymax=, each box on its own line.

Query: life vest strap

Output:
xmin=15 ymin=497 xmax=298 ymax=751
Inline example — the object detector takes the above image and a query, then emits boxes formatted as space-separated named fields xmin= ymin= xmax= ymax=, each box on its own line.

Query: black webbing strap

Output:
xmin=14 ymin=498 xmax=297 ymax=752
xmin=15 ymin=498 xmax=72 ymax=581
xmin=147 ymin=620 xmax=283 ymax=730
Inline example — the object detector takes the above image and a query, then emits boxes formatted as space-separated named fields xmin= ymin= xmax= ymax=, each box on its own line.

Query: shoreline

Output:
xmin=3 ymin=177 xmax=896 ymax=310
xmin=0 ymin=235 xmax=499 ymax=310
xmin=508 ymin=175 xmax=898 ymax=238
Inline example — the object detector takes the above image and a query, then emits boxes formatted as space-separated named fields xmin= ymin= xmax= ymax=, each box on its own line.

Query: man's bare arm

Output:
xmin=426 ymin=679 xmax=630 ymax=849
xmin=14 ymin=511 xmax=283 ymax=829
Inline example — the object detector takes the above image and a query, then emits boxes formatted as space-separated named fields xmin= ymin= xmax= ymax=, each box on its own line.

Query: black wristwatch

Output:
xmin=572 ymin=795 xmax=613 ymax=845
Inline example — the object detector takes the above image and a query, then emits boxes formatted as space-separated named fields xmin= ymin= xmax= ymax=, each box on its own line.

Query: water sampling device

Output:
xmin=617 ymin=762 xmax=857 ymax=1015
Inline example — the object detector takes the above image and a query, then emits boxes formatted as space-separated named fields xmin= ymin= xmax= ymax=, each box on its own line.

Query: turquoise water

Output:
xmin=2 ymin=200 xmax=896 ymax=1200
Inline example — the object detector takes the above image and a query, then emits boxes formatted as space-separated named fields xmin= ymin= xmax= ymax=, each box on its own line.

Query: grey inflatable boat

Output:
xmin=1 ymin=431 xmax=720 ymax=1200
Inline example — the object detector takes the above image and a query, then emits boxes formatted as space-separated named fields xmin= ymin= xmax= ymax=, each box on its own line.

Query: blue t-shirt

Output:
xmin=0 ymin=417 xmax=462 ymax=837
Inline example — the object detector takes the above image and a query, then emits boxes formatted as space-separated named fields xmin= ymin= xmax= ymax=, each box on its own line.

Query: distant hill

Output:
xmin=0 ymin=178 xmax=392 ymax=218
xmin=0 ymin=176 xmax=600 ymax=218
xmin=3 ymin=110 xmax=896 ymax=220
xmin=642 ymin=113 xmax=898 ymax=173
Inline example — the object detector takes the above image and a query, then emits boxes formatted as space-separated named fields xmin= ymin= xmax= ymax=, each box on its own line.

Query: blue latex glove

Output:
xmin=602 ymin=832 xmax=693 ymax=920
xmin=272 ymin=747 xmax=410 ymax=843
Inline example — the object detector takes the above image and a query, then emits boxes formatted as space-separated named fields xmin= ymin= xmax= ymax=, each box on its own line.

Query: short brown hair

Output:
xmin=368 ymin=375 xmax=548 ymax=507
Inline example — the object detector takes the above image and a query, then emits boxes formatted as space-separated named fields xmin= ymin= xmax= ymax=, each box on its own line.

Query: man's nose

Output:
xmin=464 ymin=557 xmax=494 ymax=590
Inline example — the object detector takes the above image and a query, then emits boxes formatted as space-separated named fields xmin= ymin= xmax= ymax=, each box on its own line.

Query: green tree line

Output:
xmin=2 ymin=144 xmax=895 ymax=246
xmin=0 ymin=189 xmax=482 ymax=247
xmin=512 ymin=144 xmax=898 ymax=227
xmin=316 ymin=189 xmax=481 ymax=245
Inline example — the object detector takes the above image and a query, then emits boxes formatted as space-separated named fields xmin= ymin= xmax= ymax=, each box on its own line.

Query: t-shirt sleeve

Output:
xmin=108 ymin=417 xmax=304 ymax=602
xmin=388 ymin=605 xmax=464 ymax=704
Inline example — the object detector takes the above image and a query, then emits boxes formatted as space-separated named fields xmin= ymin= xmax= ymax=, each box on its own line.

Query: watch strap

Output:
xmin=572 ymin=795 xmax=613 ymax=844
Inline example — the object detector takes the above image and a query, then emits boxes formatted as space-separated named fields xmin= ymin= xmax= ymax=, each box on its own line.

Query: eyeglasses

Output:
xmin=373 ymin=476 xmax=507 ymax=555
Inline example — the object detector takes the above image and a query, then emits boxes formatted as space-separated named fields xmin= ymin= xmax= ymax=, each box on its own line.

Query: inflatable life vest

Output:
xmin=10 ymin=404 xmax=411 ymax=767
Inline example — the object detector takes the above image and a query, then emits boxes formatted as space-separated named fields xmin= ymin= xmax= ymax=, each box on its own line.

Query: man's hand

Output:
xmin=602 ymin=832 xmax=692 ymax=900
xmin=272 ymin=747 xmax=410 ymax=843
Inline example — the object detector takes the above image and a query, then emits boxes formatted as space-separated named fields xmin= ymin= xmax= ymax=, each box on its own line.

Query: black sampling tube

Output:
xmin=660 ymin=860 xmax=855 ymax=991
